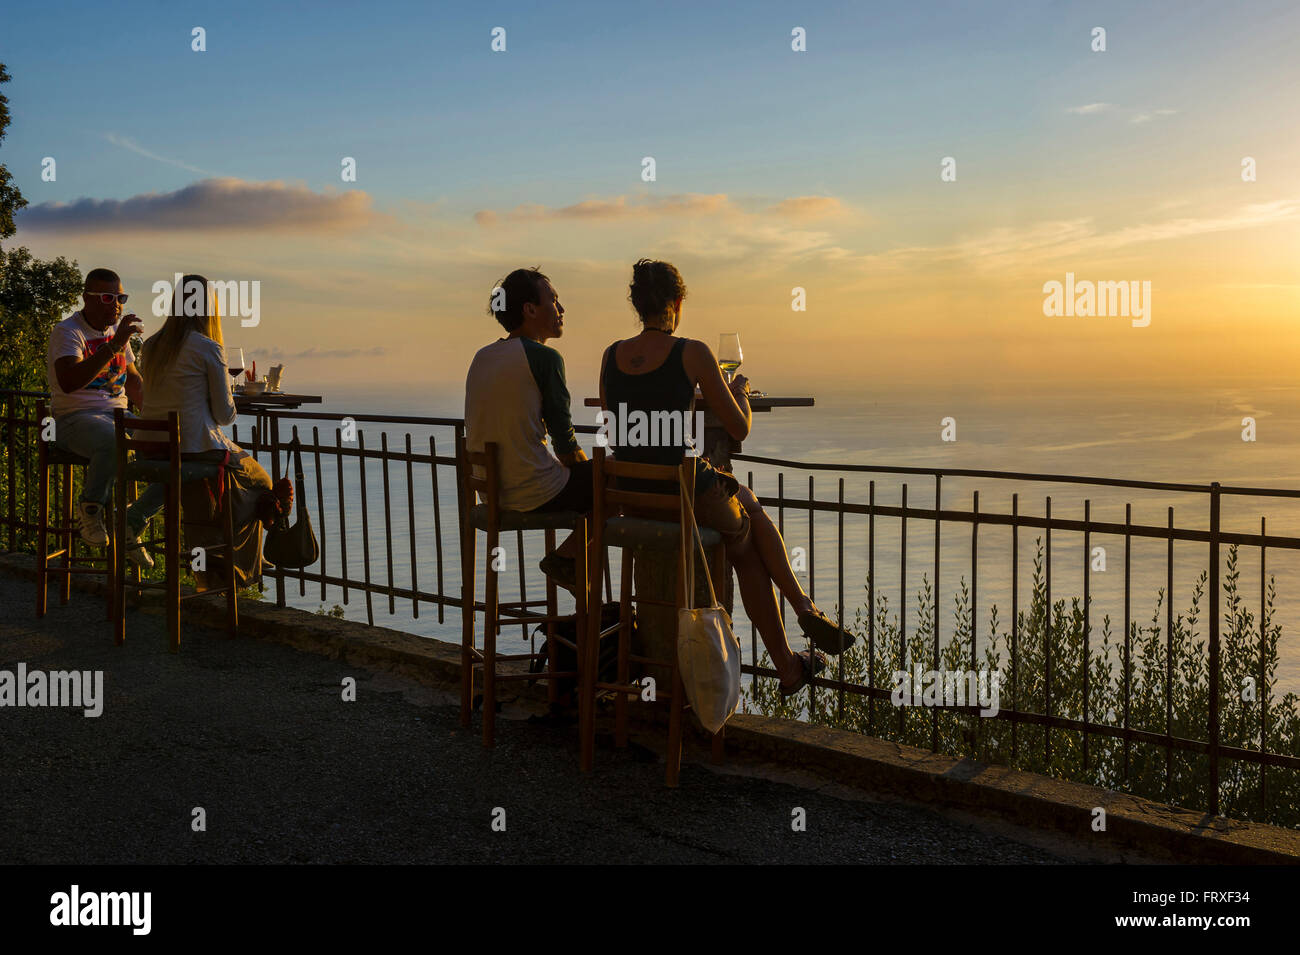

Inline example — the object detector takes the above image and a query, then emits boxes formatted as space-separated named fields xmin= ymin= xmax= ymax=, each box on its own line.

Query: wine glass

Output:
xmin=718 ymin=333 xmax=742 ymax=383
xmin=227 ymin=347 xmax=246 ymax=389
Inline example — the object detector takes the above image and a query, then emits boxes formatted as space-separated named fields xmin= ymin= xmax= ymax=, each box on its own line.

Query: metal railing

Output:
xmin=4 ymin=388 xmax=1298 ymax=823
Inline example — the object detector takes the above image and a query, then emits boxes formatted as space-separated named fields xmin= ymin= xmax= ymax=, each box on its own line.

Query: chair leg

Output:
xmin=114 ymin=470 xmax=128 ymax=647
xmin=166 ymin=479 xmax=181 ymax=653
xmin=666 ymin=662 xmax=686 ymax=788
xmin=223 ymin=491 xmax=238 ymax=638
xmin=578 ymin=520 xmax=597 ymax=772
xmin=104 ymin=498 xmax=115 ymax=622
xmin=711 ymin=727 xmax=726 ymax=764
xmin=36 ymin=460 xmax=49 ymax=618
xmin=460 ymin=526 xmax=476 ymax=729
xmin=482 ymin=528 xmax=499 ymax=747
xmin=59 ymin=464 xmax=73 ymax=605
xmin=615 ymin=552 xmax=633 ymax=748
xmin=543 ymin=527 xmax=557 ymax=706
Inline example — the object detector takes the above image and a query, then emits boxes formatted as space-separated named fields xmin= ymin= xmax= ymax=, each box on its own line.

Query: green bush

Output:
xmin=744 ymin=539 xmax=1300 ymax=828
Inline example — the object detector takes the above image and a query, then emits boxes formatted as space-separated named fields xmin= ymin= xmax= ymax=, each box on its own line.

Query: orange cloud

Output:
xmin=474 ymin=193 xmax=731 ymax=224
xmin=766 ymin=196 xmax=845 ymax=219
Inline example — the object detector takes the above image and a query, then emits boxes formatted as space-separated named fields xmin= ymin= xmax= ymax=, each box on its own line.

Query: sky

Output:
xmin=3 ymin=0 xmax=1298 ymax=411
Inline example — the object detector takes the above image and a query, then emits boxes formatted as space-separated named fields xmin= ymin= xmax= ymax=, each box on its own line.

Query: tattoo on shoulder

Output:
xmin=630 ymin=355 xmax=645 ymax=368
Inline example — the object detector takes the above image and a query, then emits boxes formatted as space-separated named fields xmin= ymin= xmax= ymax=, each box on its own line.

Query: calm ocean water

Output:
xmin=245 ymin=378 xmax=1300 ymax=695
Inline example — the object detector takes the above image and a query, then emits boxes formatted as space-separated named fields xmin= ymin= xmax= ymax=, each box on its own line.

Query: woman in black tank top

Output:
xmin=598 ymin=259 xmax=856 ymax=697
xmin=601 ymin=335 xmax=720 ymax=496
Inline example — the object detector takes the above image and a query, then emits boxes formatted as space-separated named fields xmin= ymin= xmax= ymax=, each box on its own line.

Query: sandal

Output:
xmin=798 ymin=608 xmax=856 ymax=654
xmin=780 ymin=649 xmax=829 ymax=699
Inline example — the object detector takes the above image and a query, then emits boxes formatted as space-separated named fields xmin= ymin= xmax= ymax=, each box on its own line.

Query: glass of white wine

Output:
xmin=718 ymin=333 xmax=742 ymax=383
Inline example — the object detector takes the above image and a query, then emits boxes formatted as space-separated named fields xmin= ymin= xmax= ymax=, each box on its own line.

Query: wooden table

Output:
xmin=234 ymin=393 xmax=322 ymax=450
xmin=233 ymin=392 xmax=322 ymax=414
xmin=582 ymin=394 xmax=814 ymax=469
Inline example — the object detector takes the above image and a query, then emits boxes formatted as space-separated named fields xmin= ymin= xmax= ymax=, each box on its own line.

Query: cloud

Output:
xmin=475 ymin=193 xmax=730 ymax=225
xmin=766 ymin=196 xmax=845 ymax=219
xmin=17 ymin=178 xmax=382 ymax=233
xmin=1066 ymin=103 xmax=1178 ymax=124
xmin=105 ymin=133 xmax=215 ymax=175
xmin=266 ymin=346 xmax=389 ymax=360
xmin=1130 ymin=109 xmax=1178 ymax=125
xmin=856 ymin=199 xmax=1300 ymax=274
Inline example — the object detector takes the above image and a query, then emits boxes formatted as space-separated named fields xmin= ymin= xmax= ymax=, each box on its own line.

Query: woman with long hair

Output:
xmin=598 ymin=259 xmax=854 ymax=697
xmin=139 ymin=275 xmax=290 ymax=589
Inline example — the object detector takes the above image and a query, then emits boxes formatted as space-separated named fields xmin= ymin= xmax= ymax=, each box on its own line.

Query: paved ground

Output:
xmin=0 ymin=574 xmax=1072 ymax=864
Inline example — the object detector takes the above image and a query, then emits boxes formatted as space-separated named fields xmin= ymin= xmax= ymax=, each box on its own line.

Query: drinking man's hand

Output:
xmin=112 ymin=314 xmax=143 ymax=351
xmin=729 ymin=373 xmax=750 ymax=401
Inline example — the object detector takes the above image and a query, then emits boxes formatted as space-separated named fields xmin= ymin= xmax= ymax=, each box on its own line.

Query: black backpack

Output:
xmin=528 ymin=602 xmax=633 ymax=702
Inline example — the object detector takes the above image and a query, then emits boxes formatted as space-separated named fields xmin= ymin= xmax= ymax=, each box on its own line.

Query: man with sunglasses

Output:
xmin=45 ymin=267 xmax=161 ymax=564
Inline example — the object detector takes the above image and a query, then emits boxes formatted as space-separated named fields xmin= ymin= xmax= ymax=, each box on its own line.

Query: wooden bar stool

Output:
xmin=456 ymin=435 xmax=589 ymax=748
xmin=35 ymin=400 xmax=114 ymax=621
xmin=581 ymin=447 xmax=727 ymax=785
xmin=113 ymin=409 xmax=239 ymax=651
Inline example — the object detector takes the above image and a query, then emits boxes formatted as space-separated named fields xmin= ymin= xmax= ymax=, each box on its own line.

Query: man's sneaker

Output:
xmin=124 ymin=532 xmax=154 ymax=570
xmin=75 ymin=502 xmax=108 ymax=547
xmin=538 ymin=554 xmax=577 ymax=591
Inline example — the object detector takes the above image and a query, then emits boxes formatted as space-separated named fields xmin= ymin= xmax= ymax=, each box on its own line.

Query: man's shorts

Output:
xmin=529 ymin=459 xmax=594 ymax=514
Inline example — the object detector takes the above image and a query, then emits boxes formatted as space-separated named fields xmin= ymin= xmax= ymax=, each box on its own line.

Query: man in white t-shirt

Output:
xmin=46 ymin=268 xmax=162 ymax=563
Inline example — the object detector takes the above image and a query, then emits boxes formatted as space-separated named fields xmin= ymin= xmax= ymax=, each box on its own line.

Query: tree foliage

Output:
xmin=0 ymin=62 xmax=83 ymax=393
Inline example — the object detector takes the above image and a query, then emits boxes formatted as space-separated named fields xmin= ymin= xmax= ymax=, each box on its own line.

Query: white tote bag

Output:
xmin=676 ymin=463 xmax=742 ymax=734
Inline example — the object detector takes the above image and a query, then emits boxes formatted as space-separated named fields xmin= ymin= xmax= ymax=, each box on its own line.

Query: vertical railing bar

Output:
xmin=406 ymin=433 xmax=419 ymax=618
xmin=23 ymin=400 xmax=32 ymax=547
xmin=899 ymin=482 xmax=907 ymax=739
xmin=6 ymin=396 xmax=15 ymax=552
xmin=336 ymin=428 xmax=349 ymax=605
xmin=380 ymin=432 xmax=396 ymax=615
xmin=971 ymin=489 xmax=979 ymax=753
xmin=1083 ymin=499 xmax=1090 ymax=773
xmin=1259 ymin=515 xmax=1267 ymax=813
xmin=808 ymin=474 xmax=815 ymax=715
xmin=431 ymin=435 xmax=445 ymax=624
xmin=749 ymin=471 xmax=757 ymax=679
xmin=1123 ymin=501 xmax=1132 ymax=783
xmin=1166 ymin=505 xmax=1174 ymax=799
xmin=836 ymin=477 xmax=845 ymax=723
xmin=1045 ymin=495 xmax=1052 ymax=768
xmin=293 ymin=424 xmax=306 ymax=597
xmin=357 ymin=430 xmax=374 ymax=627
xmin=270 ymin=415 xmax=285 ymax=608
xmin=868 ymin=480 xmax=875 ymax=727
xmin=932 ymin=473 xmax=941 ymax=753
xmin=1208 ymin=482 xmax=1221 ymax=816
xmin=1011 ymin=493 xmax=1019 ymax=763
xmin=313 ymin=426 xmax=326 ymax=602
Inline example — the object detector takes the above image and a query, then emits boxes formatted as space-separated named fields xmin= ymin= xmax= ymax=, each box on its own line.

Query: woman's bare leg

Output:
xmin=728 ymin=539 xmax=804 ymax=686
xmin=734 ymin=486 xmax=814 ymax=615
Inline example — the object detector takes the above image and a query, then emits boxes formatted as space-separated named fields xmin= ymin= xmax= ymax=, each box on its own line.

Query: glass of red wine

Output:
xmin=228 ymin=346 xmax=246 ymax=389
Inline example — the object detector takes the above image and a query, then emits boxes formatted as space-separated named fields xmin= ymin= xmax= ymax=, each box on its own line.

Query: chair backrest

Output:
xmin=455 ymin=433 xmax=500 ymax=525
xmin=113 ymin=408 xmax=181 ymax=482
xmin=591 ymin=446 xmax=698 ymax=518
xmin=591 ymin=446 xmax=701 ymax=607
